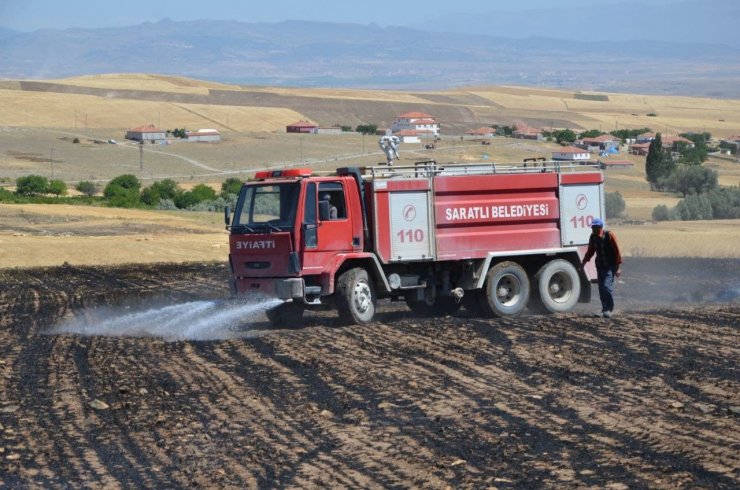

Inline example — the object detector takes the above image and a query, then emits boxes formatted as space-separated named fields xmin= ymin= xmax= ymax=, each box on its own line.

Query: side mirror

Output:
xmin=224 ymin=205 xmax=231 ymax=228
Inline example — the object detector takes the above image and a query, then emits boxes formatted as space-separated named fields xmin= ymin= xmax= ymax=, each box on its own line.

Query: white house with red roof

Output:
xmin=125 ymin=124 xmax=167 ymax=142
xmin=394 ymin=129 xmax=421 ymax=144
xmin=552 ymin=146 xmax=591 ymax=161
xmin=391 ymin=112 xmax=439 ymax=136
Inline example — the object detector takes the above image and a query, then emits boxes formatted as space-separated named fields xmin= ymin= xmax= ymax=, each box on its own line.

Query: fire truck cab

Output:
xmin=227 ymin=160 xmax=604 ymax=325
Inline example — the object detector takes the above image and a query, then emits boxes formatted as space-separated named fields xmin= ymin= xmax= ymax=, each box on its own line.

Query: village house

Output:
xmin=185 ymin=128 xmax=221 ymax=142
xmin=552 ymin=146 xmax=591 ymax=161
xmin=286 ymin=120 xmax=318 ymax=133
xmin=577 ymin=134 xmax=621 ymax=152
xmin=512 ymin=123 xmax=543 ymax=140
xmin=125 ymin=124 xmax=167 ymax=143
xmin=394 ymin=130 xmax=421 ymax=144
xmin=391 ymin=112 xmax=439 ymax=136
xmin=465 ymin=127 xmax=495 ymax=139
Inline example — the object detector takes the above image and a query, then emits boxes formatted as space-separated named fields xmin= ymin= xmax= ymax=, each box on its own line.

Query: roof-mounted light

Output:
xmin=254 ymin=168 xmax=312 ymax=180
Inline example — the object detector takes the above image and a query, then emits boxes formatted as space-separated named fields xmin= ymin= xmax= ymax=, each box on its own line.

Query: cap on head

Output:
xmin=321 ymin=193 xmax=331 ymax=201
xmin=591 ymin=218 xmax=604 ymax=227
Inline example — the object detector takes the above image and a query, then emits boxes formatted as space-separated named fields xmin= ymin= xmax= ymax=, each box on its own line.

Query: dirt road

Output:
xmin=0 ymin=259 xmax=738 ymax=488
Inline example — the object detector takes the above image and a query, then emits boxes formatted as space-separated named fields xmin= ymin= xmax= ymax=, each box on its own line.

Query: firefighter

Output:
xmin=580 ymin=218 xmax=622 ymax=318
xmin=321 ymin=193 xmax=338 ymax=220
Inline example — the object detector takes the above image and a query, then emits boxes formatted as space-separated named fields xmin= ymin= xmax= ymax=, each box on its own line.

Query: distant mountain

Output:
xmin=415 ymin=0 xmax=740 ymax=48
xmin=1 ymin=18 xmax=739 ymax=97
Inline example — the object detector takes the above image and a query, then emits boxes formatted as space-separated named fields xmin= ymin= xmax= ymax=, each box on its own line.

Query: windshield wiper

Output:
xmin=233 ymin=224 xmax=256 ymax=233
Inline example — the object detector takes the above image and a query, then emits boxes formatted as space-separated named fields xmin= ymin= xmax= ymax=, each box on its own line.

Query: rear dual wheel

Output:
xmin=531 ymin=259 xmax=580 ymax=313
xmin=477 ymin=261 xmax=530 ymax=317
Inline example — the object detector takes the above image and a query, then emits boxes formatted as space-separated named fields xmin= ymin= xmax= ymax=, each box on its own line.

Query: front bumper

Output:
xmin=231 ymin=276 xmax=305 ymax=300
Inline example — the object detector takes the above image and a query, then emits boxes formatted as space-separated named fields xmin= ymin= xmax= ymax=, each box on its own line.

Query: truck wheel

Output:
xmin=532 ymin=259 xmax=580 ymax=313
xmin=265 ymin=302 xmax=304 ymax=327
xmin=336 ymin=268 xmax=376 ymax=324
xmin=483 ymin=261 xmax=530 ymax=317
xmin=405 ymin=295 xmax=461 ymax=317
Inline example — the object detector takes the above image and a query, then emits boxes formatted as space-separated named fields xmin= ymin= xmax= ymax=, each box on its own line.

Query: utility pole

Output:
xmin=139 ymin=141 xmax=144 ymax=171
xmin=49 ymin=148 xmax=55 ymax=177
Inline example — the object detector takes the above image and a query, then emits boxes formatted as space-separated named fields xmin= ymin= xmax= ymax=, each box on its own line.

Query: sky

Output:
xmin=0 ymin=0 xmax=680 ymax=31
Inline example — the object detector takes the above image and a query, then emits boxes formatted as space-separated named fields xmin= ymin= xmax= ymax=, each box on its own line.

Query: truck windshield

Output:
xmin=233 ymin=183 xmax=300 ymax=233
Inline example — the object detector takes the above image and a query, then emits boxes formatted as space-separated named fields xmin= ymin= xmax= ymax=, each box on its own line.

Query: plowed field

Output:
xmin=0 ymin=258 xmax=738 ymax=488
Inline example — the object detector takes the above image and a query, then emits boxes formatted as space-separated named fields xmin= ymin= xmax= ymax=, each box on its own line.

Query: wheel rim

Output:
xmin=547 ymin=271 xmax=573 ymax=304
xmin=352 ymin=280 xmax=372 ymax=314
xmin=496 ymin=274 xmax=521 ymax=307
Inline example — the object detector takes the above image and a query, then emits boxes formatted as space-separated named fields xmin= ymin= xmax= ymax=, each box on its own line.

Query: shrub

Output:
xmin=705 ymin=186 xmax=740 ymax=219
xmin=47 ymin=179 xmax=68 ymax=196
xmin=672 ymin=194 xmax=713 ymax=220
xmin=75 ymin=180 xmax=98 ymax=197
xmin=220 ymin=177 xmax=243 ymax=197
xmin=663 ymin=165 xmax=718 ymax=197
xmin=16 ymin=175 xmax=49 ymax=196
xmin=104 ymin=174 xmax=141 ymax=207
xmin=173 ymin=190 xmax=199 ymax=209
xmin=605 ymin=191 xmax=626 ymax=219
xmin=652 ymin=204 xmax=670 ymax=221
xmin=156 ymin=198 xmax=178 ymax=210
xmin=191 ymin=184 xmax=217 ymax=202
xmin=140 ymin=179 xmax=180 ymax=205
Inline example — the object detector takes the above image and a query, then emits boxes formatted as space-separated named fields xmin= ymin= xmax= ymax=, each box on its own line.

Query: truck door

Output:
xmin=301 ymin=181 xmax=355 ymax=274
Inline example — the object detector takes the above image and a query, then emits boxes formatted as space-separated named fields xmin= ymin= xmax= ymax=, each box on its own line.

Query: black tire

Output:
xmin=462 ymin=290 xmax=490 ymax=317
xmin=405 ymin=294 xmax=462 ymax=317
xmin=336 ymin=268 xmax=376 ymax=324
xmin=532 ymin=259 xmax=580 ymax=313
xmin=482 ymin=261 xmax=530 ymax=317
xmin=265 ymin=302 xmax=304 ymax=327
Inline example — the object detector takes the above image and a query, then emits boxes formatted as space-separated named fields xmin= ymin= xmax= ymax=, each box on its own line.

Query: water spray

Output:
xmin=49 ymin=295 xmax=283 ymax=342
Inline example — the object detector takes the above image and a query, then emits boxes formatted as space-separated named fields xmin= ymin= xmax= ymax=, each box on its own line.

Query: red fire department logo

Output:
xmin=576 ymin=194 xmax=588 ymax=210
xmin=403 ymin=204 xmax=416 ymax=222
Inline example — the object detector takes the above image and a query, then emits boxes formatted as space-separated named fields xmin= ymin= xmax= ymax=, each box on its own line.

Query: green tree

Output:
xmin=15 ymin=175 xmax=49 ymax=196
xmin=553 ymin=129 xmax=577 ymax=144
xmin=645 ymin=133 xmax=674 ymax=189
xmin=605 ymin=191 xmax=626 ymax=219
xmin=47 ymin=179 xmax=68 ymax=196
xmin=663 ymin=165 xmax=718 ymax=197
xmin=220 ymin=177 xmax=243 ymax=197
xmin=706 ymin=187 xmax=740 ymax=219
xmin=191 ymin=184 xmax=217 ymax=202
xmin=140 ymin=179 xmax=180 ymax=205
xmin=355 ymin=124 xmax=378 ymax=135
xmin=652 ymin=204 xmax=670 ymax=221
xmin=104 ymin=174 xmax=141 ymax=207
xmin=579 ymin=129 xmax=604 ymax=138
xmin=75 ymin=180 xmax=98 ymax=197
xmin=174 ymin=190 xmax=199 ymax=209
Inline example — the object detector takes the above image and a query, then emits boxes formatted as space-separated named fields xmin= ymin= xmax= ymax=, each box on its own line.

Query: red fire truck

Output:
xmin=226 ymin=159 xmax=604 ymax=325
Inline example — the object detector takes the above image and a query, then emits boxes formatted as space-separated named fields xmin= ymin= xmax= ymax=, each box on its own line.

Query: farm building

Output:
xmin=577 ymin=134 xmax=620 ymax=152
xmin=636 ymin=132 xmax=657 ymax=143
xmin=286 ymin=120 xmax=318 ymax=133
xmin=466 ymin=127 xmax=495 ymax=139
xmin=185 ymin=129 xmax=221 ymax=142
xmin=662 ymin=136 xmax=695 ymax=149
xmin=315 ymin=126 xmax=343 ymax=135
xmin=393 ymin=130 xmax=421 ymax=144
xmin=391 ymin=112 xmax=439 ymax=136
xmin=629 ymin=142 xmax=651 ymax=156
xmin=512 ymin=123 xmax=543 ymax=140
xmin=125 ymin=124 xmax=167 ymax=142
xmin=552 ymin=146 xmax=591 ymax=161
